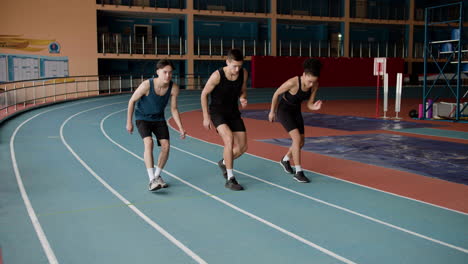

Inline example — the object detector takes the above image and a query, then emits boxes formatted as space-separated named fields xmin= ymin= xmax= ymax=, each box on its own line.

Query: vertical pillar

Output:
xmin=270 ymin=0 xmax=277 ymax=56
xmin=186 ymin=3 xmax=195 ymax=89
xmin=408 ymin=0 xmax=415 ymax=74
xmin=343 ymin=0 xmax=350 ymax=57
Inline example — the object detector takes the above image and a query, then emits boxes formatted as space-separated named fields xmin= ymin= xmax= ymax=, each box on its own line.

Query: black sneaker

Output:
xmin=280 ymin=159 xmax=294 ymax=174
xmin=293 ymin=171 xmax=310 ymax=183
xmin=225 ymin=177 xmax=244 ymax=191
xmin=218 ymin=159 xmax=227 ymax=179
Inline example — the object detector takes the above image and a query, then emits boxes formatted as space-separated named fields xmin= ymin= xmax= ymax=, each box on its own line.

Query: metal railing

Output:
xmin=97 ymin=0 xmax=185 ymax=9
xmin=195 ymin=0 xmax=269 ymax=14
xmin=351 ymin=4 xmax=407 ymax=20
xmin=0 ymin=74 xmax=210 ymax=115
xmin=195 ymin=37 xmax=270 ymax=56
xmin=1 ymin=76 xmax=101 ymax=115
xmin=350 ymin=41 xmax=407 ymax=58
xmin=414 ymin=42 xmax=468 ymax=59
xmin=98 ymin=34 xmax=411 ymax=59
xmin=416 ymin=4 xmax=464 ymax=23
xmin=277 ymin=0 xmax=342 ymax=17
xmin=277 ymin=40 xmax=344 ymax=57
xmin=98 ymin=33 xmax=186 ymax=55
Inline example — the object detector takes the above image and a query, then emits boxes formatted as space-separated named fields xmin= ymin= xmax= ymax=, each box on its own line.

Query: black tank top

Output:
xmin=209 ymin=67 xmax=244 ymax=113
xmin=281 ymin=76 xmax=311 ymax=106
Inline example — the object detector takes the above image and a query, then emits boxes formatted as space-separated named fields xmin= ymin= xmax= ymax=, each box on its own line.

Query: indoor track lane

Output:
xmin=1 ymin=91 xmax=467 ymax=264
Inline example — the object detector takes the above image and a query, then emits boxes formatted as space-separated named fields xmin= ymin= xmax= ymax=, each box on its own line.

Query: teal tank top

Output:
xmin=135 ymin=78 xmax=172 ymax=121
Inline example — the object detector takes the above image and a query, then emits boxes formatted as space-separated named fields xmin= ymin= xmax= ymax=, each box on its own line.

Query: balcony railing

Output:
xmin=97 ymin=33 xmax=412 ymax=59
xmin=350 ymin=41 xmax=407 ymax=58
xmin=413 ymin=42 xmax=468 ymax=59
xmin=195 ymin=37 xmax=270 ymax=56
xmin=277 ymin=40 xmax=344 ymax=57
xmin=97 ymin=0 xmax=185 ymax=9
xmin=98 ymin=34 xmax=186 ymax=55
xmin=194 ymin=0 xmax=269 ymax=14
xmin=277 ymin=1 xmax=342 ymax=17
xmin=351 ymin=4 xmax=407 ymax=20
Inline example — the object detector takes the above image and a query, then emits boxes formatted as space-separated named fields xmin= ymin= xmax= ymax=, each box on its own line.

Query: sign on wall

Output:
xmin=0 ymin=55 xmax=7 ymax=82
xmin=11 ymin=55 xmax=40 ymax=81
xmin=42 ymin=56 xmax=69 ymax=78
xmin=0 ymin=54 xmax=69 ymax=83
xmin=48 ymin=42 xmax=61 ymax=54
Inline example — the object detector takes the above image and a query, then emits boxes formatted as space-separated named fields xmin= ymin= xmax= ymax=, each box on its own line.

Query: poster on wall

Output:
xmin=0 ymin=35 xmax=54 ymax=52
xmin=0 ymin=54 xmax=69 ymax=82
xmin=11 ymin=56 xmax=40 ymax=81
xmin=41 ymin=57 xmax=69 ymax=78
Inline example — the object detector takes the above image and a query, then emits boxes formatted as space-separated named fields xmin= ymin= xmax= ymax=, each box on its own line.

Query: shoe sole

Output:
xmin=293 ymin=177 xmax=310 ymax=183
xmin=149 ymin=185 xmax=162 ymax=191
xmin=225 ymin=179 xmax=244 ymax=191
xmin=225 ymin=186 xmax=244 ymax=191
xmin=279 ymin=161 xmax=294 ymax=174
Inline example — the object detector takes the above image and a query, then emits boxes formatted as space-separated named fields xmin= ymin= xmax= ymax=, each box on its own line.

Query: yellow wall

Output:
xmin=0 ymin=0 xmax=98 ymax=76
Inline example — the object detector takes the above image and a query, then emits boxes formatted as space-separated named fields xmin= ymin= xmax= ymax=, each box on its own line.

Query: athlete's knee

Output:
xmin=160 ymin=141 xmax=170 ymax=153
xmin=291 ymin=138 xmax=301 ymax=148
xmin=222 ymin=135 xmax=234 ymax=147
xmin=143 ymin=137 xmax=154 ymax=150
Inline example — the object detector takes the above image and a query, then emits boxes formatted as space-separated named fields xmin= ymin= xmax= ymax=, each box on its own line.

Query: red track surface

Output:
xmin=170 ymin=100 xmax=468 ymax=213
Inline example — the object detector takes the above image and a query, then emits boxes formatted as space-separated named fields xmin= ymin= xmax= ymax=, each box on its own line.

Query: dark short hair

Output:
xmin=303 ymin=58 xmax=322 ymax=77
xmin=156 ymin=59 xmax=174 ymax=70
xmin=227 ymin=49 xmax=244 ymax=61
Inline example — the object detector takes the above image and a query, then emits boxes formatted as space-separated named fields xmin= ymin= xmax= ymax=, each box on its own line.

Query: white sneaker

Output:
xmin=156 ymin=176 xmax=168 ymax=188
xmin=148 ymin=178 xmax=161 ymax=191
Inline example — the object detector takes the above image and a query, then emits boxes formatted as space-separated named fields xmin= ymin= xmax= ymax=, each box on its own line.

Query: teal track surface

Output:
xmin=1 ymin=91 xmax=467 ymax=264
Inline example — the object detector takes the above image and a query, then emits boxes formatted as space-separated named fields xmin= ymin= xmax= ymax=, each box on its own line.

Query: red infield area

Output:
xmin=170 ymin=98 xmax=468 ymax=213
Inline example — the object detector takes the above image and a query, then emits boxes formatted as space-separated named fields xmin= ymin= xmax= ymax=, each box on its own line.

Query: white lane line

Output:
xmin=166 ymin=108 xmax=468 ymax=254
xmin=9 ymin=98 xmax=111 ymax=264
xmin=168 ymin=107 xmax=468 ymax=217
xmin=102 ymin=109 xmax=357 ymax=264
xmin=60 ymin=102 xmax=207 ymax=264
xmin=171 ymin=145 xmax=468 ymax=254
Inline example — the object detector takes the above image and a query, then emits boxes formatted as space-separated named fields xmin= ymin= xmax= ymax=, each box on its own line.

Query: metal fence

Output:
xmin=350 ymin=41 xmax=407 ymax=58
xmin=413 ymin=42 xmax=468 ymax=59
xmin=277 ymin=40 xmax=344 ymax=57
xmin=98 ymin=34 xmax=410 ymax=59
xmin=0 ymin=74 xmax=210 ymax=115
xmin=98 ymin=34 xmax=186 ymax=55
xmin=195 ymin=37 xmax=270 ymax=56
xmin=351 ymin=5 xmax=408 ymax=20
xmin=194 ymin=0 xmax=269 ymax=13
xmin=277 ymin=0 xmax=342 ymax=17
xmin=97 ymin=0 xmax=185 ymax=9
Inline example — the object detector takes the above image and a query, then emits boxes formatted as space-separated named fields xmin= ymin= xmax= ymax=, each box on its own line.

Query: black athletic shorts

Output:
xmin=277 ymin=101 xmax=305 ymax=134
xmin=136 ymin=120 xmax=169 ymax=146
xmin=210 ymin=110 xmax=246 ymax=132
